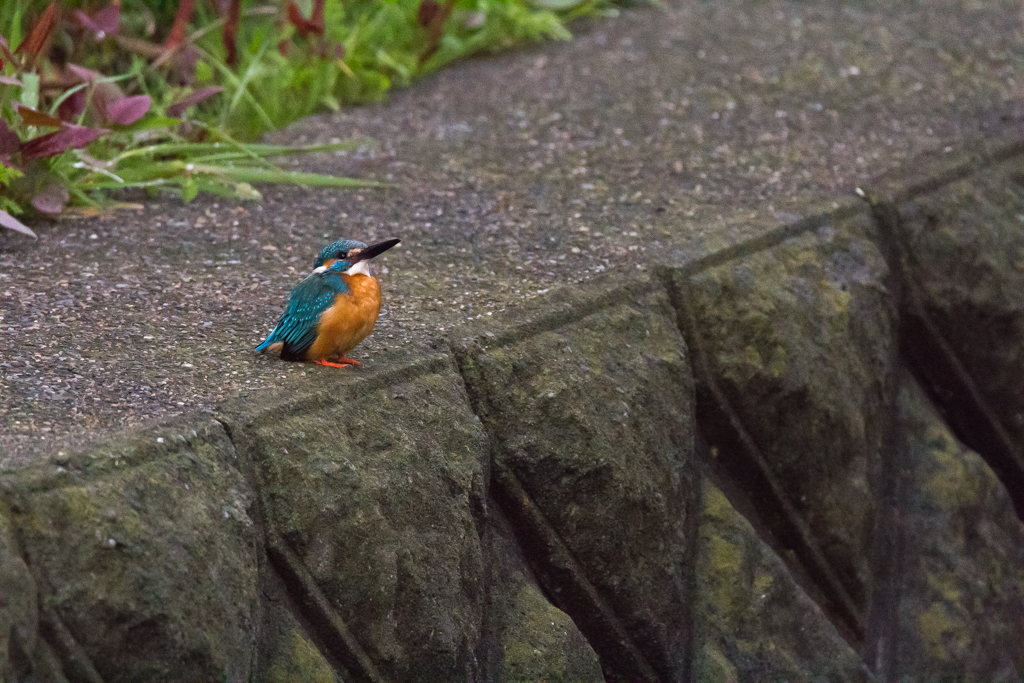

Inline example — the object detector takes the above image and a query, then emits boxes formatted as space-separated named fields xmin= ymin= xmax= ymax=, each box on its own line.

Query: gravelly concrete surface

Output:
xmin=1 ymin=0 xmax=1022 ymax=461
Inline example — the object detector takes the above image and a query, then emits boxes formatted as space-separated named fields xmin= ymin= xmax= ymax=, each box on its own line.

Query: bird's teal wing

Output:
xmin=256 ymin=270 xmax=349 ymax=358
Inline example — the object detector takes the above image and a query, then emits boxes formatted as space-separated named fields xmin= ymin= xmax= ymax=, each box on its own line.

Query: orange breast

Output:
xmin=305 ymin=274 xmax=382 ymax=361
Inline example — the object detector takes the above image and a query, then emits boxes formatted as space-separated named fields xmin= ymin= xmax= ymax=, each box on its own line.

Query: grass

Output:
xmin=0 ymin=0 xmax=616 ymax=235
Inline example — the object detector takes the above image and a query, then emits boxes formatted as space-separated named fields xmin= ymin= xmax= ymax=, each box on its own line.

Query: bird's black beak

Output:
xmin=353 ymin=238 xmax=401 ymax=262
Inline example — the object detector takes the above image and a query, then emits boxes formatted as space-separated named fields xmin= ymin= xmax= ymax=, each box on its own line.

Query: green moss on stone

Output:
xmin=264 ymin=630 xmax=337 ymax=683
xmin=894 ymin=376 xmax=1024 ymax=678
xmin=698 ymin=645 xmax=739 ymax=683
xmin=915 ymin=603 xmax=958 ymax=663
xmin=694 ymin=480 xmax=872 ymax=682
xmin=679 ymin=213 xmax=894 ymax=606
xmin=501 ymin=583 xmax=602 ymax=683
xmin=921 ymin=423 xmax=980 ymax=510
xmin=234 ymin=358 xmax=489 ymax=682
xmin=459 ymin=281 xmax=694 ymax=681
xmin=3 ymin=420 xmax=259 ymax=682
xmin=707 ymin=535 xmax=745 ymax=618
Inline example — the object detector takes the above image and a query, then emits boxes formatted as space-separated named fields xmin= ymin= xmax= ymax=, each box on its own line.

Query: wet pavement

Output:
xmin=2 ymin=0 xmax=1022 ymax=461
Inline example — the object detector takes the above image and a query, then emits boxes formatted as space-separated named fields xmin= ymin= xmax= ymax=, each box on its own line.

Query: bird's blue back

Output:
xmin=255 ymin=264 xmax=349 ymax=356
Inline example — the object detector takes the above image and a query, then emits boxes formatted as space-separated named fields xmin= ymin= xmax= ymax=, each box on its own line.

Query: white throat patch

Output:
xmin=345 ymin=260 xmax=371 ymax=277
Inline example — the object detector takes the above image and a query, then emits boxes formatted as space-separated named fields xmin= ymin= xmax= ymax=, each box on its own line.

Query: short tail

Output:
xmin=255 ymin=329 xmax=278 ymax=352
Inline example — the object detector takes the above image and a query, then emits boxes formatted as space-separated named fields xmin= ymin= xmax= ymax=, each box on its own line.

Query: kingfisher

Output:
xmin=255 ymin=238 xmax=401 ymax=367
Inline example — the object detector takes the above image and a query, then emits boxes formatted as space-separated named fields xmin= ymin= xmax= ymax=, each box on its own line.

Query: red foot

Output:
xmin=313 ymin=358 xmax=360 ymax=368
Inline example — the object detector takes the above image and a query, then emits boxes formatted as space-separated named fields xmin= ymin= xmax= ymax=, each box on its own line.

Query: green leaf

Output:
xmin=195 ymin=60 xmax=214 ymax=83
xmin=181 ymin=176 xmax=199 ymax=203
xmin=116 ymin=115 xmax=185 ymax=133
xmin=8 ymin=4 xmax=24 ymax=59
xmin=20 ymin=73 xmax=39 ymax=111
xmin=0 ymin=163 xmax=24 ymax=186
xmin=0 ymin=195 xmax=24 ymax=216
xmin=195 ymin=164 xmax=383 ymax=188
xmin=527 ymin=0 xmax=586 ymax=9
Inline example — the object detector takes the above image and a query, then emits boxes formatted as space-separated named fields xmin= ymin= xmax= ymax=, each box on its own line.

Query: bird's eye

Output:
xmin=335 ymin=250 xmax=348 ymax=259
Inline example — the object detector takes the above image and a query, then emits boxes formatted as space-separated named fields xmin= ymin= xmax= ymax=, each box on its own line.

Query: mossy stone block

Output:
xmin=889 ymin=376 xmax=1024 ymax=680
xmin=479 ymin=510 xmax=602 ymax=683
xmin=499 ymin=582 xmax=602 ymax=683
xmin=0 ymin=511 xmax=40 ymax=681
xmin=896 ymin=158 xmax=1024 ymax=454
xmin=254 ymin=561 xmax=340 ymax=683
xmin=459 ymin=277 xmax=695 ymax=681
xmin=263 ymin=629 xmax=338 ymax=683
xmin=232 ymin=355 xmax=489 ymax=682
xmin=679 ymin=212 xmax=896 ymax=608
xmin=693 ymin=479 xmax=874 ymax=683
xmin=2 ymin=419 xmax=259 ymax=683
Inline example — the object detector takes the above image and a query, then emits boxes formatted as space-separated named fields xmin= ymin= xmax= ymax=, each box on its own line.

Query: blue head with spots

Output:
xmin=315 ymin=239 xmax=368 ymax=271
xmin=313 ymin=237 xmax=402 ymax=274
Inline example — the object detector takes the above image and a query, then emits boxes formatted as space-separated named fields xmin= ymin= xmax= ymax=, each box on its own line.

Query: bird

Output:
xmin=256 ymin=237 xmax=401 ymax=367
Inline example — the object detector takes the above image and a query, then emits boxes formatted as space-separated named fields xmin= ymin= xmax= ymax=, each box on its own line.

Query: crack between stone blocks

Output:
xmin=488 ymin=461 xmax=661 ymax=683
xmin=662 ymin=273 xmax=868 ymax=645
xmin=862 ymin=364 xmax=915 ymax=681
xmin=678 ymin=446 xmax=704 ymax=683
xmin=264 ymin=536 xmax=388 ymax=683
xmin=446 ymin=340 xmax=664 ymax=683
xmin=212 ymin=415 xmax=386 ymax=683
xmin=897 ymin=308 xmax=1024 ymax=521
xmin=869 ymin=201 xmax=1024 ymax=523
xmin=863 ymin=180 xmax=1024 ymax=674
xmin=210 ymin=414 xmax=266 ymax=682
xmin=37 ymin=607 xmax=107 ymax=683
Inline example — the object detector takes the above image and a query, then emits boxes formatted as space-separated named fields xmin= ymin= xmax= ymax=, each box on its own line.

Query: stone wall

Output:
xmin=0 ymin=141 xmax=1022 ymax=682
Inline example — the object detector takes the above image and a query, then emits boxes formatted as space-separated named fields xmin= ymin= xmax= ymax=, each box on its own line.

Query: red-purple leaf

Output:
xmin=57 ymin=88 xmax=87 ymax=121
xmin=156 ymin=43 xmax=200 ymax=84
xmin=311 ymin=0 xmax=326 ymax=32
xmin=287 ymin=0 xmax=325 ymax=38
xmin=167 ymin=86 xmax=223 ymax=117
xmin=0 ymin=75 xmax=20 ymax=86
xmin=31 ymin=183 xmax=69 ymax=214
xmin=104 ymin=94 xmax=151 ymax=125
xmin=15 ymin=0 xmax=59 ymax=60
xmin=223 ymin=0 xmax=241 ymax=67
xmin=417 ymin=0 xmax=453 ymax=64
xmin=14 ymin=103 xmax=62 ymax=128
xmin=66 ymin=63 xmax=103 ymax=83
xmin=286 ymin=2 xmax=309 ymax=37
xmin=418 ymin=0 xmax=441 ymax=27
xmin=165 ymin=0 xmax=195 ymax=49
xmin=74 ymin=10 xmax=96 ymax=34
xmin=20 ymin=124 xmax=108 ymax=160
xmin=93 ymin=5 xmax=121 ymax=34
xmin=0 ymin=209 xmax=37 ymax=238
xmin=0 ymin=35 xmax=13 ymax=63
xmin=65 ymin=66 xmax=128 ymax=123
xmin=0 ymin=119 xmax=19 ymax=156
xmin=75 ymin=5 xmax=120 ymax=39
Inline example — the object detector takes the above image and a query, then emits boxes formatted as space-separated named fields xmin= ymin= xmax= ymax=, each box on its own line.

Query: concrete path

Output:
xmin=2 ymin=0 xmax=1021 ymax=460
